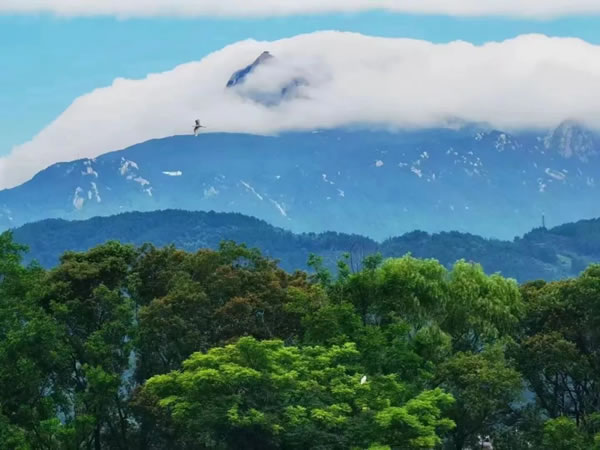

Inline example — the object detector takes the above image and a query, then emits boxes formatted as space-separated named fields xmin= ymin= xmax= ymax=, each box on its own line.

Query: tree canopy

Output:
xmin=0 ymin=231 xmax=598 ymax=448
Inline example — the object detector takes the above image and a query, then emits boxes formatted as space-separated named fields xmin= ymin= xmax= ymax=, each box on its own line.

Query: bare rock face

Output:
xmin=544 ymin=119 xmax=599 ymax=161
xmin=226 ymin=51 xmax=309 ymax=106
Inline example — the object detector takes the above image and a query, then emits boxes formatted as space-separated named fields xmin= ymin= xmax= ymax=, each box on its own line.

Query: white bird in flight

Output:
xmin=360 ymin=375 xmax=367 ymax=385
xmin=193 ymin=119 xmax=206 ymax=136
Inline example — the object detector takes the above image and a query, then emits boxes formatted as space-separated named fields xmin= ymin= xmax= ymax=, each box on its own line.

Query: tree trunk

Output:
xmin=138 ymin=419 xmax=149 ymax=450
xmin=95 ymin=424 xmax=101 ymax=450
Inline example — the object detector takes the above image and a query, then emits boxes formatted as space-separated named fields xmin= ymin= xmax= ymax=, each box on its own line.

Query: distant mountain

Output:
xmin=10 ymin=209 xmax=600 ymax=282
xmin=12 ymin=210 xmax=377 ymax=274
xmin=226 ymin=51 xmax=308 ymax=105
xmin=543 ymin=119 xmax=599 ymax=161
xmin=2 ymin=123 xmax=600 ymax=241
xmin=226 ymin=51 xmax=275 ymax=87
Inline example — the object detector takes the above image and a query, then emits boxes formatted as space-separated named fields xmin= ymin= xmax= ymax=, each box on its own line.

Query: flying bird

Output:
xmin=360 ymin=375 xmax=367 ymax=385
xmin=193 ymin=119 xmax=206 ymax=136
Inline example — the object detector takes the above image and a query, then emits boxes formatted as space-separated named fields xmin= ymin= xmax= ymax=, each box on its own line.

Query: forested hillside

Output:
xmin=1 ymin=231 xmax=600 ymax=449
xmin=11 ymin=209 xmax=600 ymax=282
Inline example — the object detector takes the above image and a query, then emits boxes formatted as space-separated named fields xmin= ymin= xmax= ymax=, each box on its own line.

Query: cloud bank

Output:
xmin=4 ymin=0 xmax=600 ymax=18
xmin=3 ymin=31 xmax=600 ymax=189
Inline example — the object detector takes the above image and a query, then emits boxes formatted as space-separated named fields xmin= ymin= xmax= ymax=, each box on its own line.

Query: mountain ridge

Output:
xmin=2 ymin=124 xmax=600 ymax=240
xmin=10 ymin=208 xmax=600 ymax=282
xmin=3 ymin=52 xmax=599 ymax=239
xmin=225 ymin=50 xmax=308 ymax=105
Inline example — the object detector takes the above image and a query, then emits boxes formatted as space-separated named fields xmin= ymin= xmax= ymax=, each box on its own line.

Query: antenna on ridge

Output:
xmin=542 ymin=213 xmax=546 ymax=229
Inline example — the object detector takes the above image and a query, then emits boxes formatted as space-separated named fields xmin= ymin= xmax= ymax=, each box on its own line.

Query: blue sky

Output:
xmin=2 ymin=10 xmax=600 ymax=157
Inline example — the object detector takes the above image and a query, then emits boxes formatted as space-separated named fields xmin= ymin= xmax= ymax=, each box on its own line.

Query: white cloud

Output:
xmin=3 ymin=0 xmax=600 ymax=18
xmin=3 ymin=31 xmax=600 ymax=189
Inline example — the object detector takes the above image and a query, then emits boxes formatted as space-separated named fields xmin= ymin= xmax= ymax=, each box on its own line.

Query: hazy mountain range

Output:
xmin=1 ymin=120 xmax=599 ymax=241
xmin=11 ymin=209 xmax=600 ymax=282
xmin=3 ymin=52 xmax=600 ymax=249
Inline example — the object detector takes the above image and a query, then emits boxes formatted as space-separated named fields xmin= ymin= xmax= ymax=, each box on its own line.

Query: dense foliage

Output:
xmin=1 ymin=230 xmax=600 ymax=448
xmin=12 ymin=209 xmax=600 ymax=282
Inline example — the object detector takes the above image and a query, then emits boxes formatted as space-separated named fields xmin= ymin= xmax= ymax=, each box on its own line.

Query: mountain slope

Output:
xmin=226 ymin=51 xmax=275 ymax=87
xmin=10 ymin=209 xmax=600 ymax=282
xmin=13 ymin=209 xmax=376 ymax=274
xmin=225 ymin=50 xmax=308 ymax=105
xmin=2 ymin=123 xmax=600 ymax=241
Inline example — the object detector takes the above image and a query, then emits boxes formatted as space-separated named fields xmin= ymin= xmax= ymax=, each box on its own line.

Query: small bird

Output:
xmin=193 ymin=119 xmax=206 ymax=136
xmin=360 ymin=375 xmax=367 ymax=385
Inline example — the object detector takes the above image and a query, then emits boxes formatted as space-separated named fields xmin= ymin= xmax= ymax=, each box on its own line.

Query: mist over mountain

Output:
xmin=3 ymin=50 xmax=600 ymax=249
xmin=226 ymin=50 xmax=309 ymax=106
xmin=6 ymin=33 xmax=600 ymax=191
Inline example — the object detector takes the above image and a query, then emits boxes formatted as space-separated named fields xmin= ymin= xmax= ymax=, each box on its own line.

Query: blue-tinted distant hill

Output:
xmin=1 ymin=122 xmax=600 ymax=241
xmin=10 ymin=209 xmax=600 ymax=282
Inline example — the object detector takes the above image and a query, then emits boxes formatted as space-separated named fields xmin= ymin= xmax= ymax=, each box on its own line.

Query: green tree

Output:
xmin=516 ymin=267 xmax=600 ymax=426
xmin=134 ymin=242 xmax=310 ymax=377
xmin=330 ymin=256 xmax=522 ymax=353
xmin=140 ymin=337 xmax=455 ymax=449
xmin=542 ymin=417 xmax=586 ymax=450
xmin=132 ymin=243 xmax=313 ymax=449
xmin=437 ymin=347 xmax=523 ymax=449
xmin=320 ymin=255 xmax=525 ymax=446
xmin=0 ymin=232 xmax=70 ymax=449
xmin=40 ymin=241 xmax=137 ymax=450
xmin=442 ymin=261 xmax=523 ymax=353
xmin=4 ymin=234 xmax=585 ymax=449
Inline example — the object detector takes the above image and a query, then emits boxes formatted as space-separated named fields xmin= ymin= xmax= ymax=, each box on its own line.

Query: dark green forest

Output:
xmin=2 ymin=230 xmax=600 ymax=449
xmin=11 ymin=209 xmax=600 ymax=282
